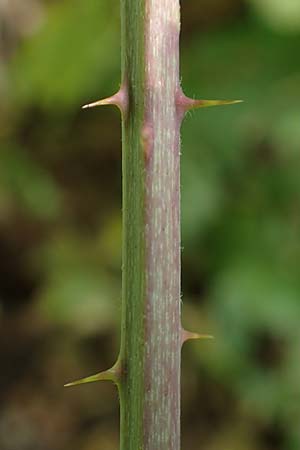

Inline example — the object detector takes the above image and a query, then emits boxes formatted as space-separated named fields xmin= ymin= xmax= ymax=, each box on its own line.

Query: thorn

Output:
xmin=82 ymin=97 xmax=115 ymax=109
xmin=176 ymin=89 xmax=243 ymax=115
xmin=189 ymin=99 xmax=243 ymax=109
xmin=64 ymin=370 xmax=115 ymax=387
xmin=64 ymin=361 xmax=121 ymax=387
xmin=181 ymin=329 xmax=214 ymax=345
xmin=82 ymin=85 xmax=128 ymax=113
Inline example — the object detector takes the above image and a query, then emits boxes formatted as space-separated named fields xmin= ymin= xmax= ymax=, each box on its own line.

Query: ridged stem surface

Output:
xmin=120 ymin=1 xmax=182 ymax=449
xmin=143 ymin=1 xmax=181 ymax=449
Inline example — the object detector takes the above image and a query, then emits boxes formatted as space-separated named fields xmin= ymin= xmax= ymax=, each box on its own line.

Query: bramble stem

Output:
xmin=67 ymin=1 xmax=241 ymax=448
xmin=119 ymin=1 xmax=182 ymax=449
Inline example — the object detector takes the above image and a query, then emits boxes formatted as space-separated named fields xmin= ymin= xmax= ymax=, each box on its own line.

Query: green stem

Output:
xmin=119 ymin=0 xmax=146 ymax=448
xmin=120 ymin=1 xmax=182 ymax=449
xmin=67 ymin=2 xmax=241 ymax=449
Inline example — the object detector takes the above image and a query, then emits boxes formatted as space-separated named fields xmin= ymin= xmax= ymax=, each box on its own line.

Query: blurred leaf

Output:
xmin=10 ymin=0 xmax=120 ymax=111
xmin=0 ymin=144 xmax=61 ymax=220
xmin=249 ymin=0 xmax=300 ymax=33
xmin=35 ymin=233 xmax=120 ymax=334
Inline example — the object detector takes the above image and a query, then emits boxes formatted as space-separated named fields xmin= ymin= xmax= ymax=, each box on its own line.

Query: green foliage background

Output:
xmin=1 ymin=1 xmax=300 ymax=449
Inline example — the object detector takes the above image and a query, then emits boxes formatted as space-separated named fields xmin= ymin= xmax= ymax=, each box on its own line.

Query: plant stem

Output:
xmin=119 ymin=0 xmax=146 ymax=448
xmin=66 ymin=1 xmax=240 ymax=449
xmin=119 ymin=1 xmax=182 ymax=449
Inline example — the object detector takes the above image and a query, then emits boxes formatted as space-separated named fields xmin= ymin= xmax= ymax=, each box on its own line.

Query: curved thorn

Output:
xmin=64 ymin=361 xmax=121 ymax=387
xmin=181 ymin=329 xmax=214 ymax=345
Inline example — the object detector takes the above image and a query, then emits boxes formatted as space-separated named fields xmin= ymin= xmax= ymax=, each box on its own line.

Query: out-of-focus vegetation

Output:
xmin=0 ymin=1 xmax=300 ymax=449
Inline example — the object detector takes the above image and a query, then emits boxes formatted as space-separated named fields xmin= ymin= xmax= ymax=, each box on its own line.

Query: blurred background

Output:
xmin=1 ymin=0 xmax=300 ymax=449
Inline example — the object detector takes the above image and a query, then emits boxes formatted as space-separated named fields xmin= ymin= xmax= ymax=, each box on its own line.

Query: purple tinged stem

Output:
xmin=71 ymin=0 xmax=240 ymax=448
